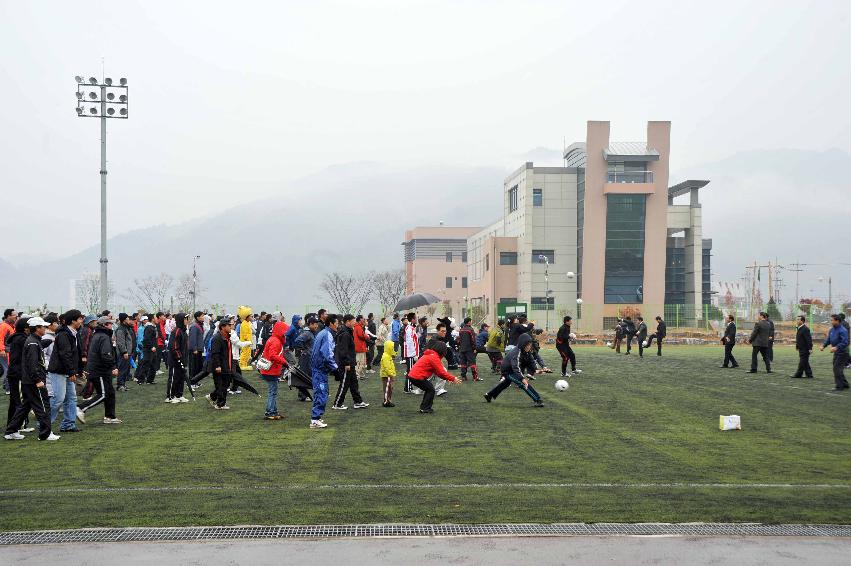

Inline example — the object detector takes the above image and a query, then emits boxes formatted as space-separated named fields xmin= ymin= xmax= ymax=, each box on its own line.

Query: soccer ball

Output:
xmin=642 ymin=341 xmax=649 ymax=348
xmin=576 ymin=298 xmax=583 ymax=304
xmin=606 ymin=341 xmax=613 ymax=348
xmin=555 ymin=379 xmax=569 ymax=391
xmin=569 ymin=332 xmax=577 ymax=340
xmin=566 ymin=271 xmax=575 ymax=279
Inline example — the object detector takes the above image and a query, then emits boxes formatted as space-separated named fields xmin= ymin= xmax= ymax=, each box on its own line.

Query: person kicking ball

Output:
xmin=483 ymin=333 xmax=544 ymax=407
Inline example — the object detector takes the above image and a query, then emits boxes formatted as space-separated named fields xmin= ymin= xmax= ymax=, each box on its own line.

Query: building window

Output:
xmin=486 ymin=254 xmax=490 ymax=271
xmin=461 ymin=251 xmax=468 ymax=262
xmin=446 ymin=277 xmax=453 ymax=289
xmin=531 ymin=296 xmax=555 ymax=311
xmin=532 ymin=250 xmax=555 ymax=264
xmin=508 ymin=185 xmax=519 ymax=212
xmin=500 ymin=297 xmax=517 ymax=304
xmin=462 ymin=277 xmax=468 ymax=288
xmin=533 ymin=188 xmax=543 ymax=207
xmin=500 ymin=252 xmax=518 ymax=265
xmin=446 ymin=252 xmax=452 ymax=262
xmin=604 ymin=194 xmax=646 ymax=304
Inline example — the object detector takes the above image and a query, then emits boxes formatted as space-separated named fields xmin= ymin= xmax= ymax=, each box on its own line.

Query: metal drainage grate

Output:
xmin=1 ymin=523 xmax=849 ymax=545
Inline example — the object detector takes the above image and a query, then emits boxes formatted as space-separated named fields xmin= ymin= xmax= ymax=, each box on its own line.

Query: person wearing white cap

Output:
xmin=4 ymin=317 xmax=59 ymax=441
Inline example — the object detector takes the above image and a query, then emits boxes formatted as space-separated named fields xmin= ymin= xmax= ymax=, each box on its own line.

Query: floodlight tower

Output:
xmin=75 ymin=75 xmax=129 ymax=312
xmin=539 ymin=254 xmax=550 ymax=331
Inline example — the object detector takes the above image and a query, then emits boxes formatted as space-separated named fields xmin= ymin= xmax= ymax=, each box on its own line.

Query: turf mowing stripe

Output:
xmin=2 ymin=482 xmax=850 ymax=495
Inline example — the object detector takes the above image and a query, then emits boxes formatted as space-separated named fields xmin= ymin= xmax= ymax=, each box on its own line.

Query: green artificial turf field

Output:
xmin=1 ymin=345 xmax=849 ymax=531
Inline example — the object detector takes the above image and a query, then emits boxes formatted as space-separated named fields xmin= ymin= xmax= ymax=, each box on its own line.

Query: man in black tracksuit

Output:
xmin=645 ymin=316 xmax=666 ymax=356
xmin=635 ymin=317 xmax=648 ymax=357
xmin=791 ymin=315 xmax=814 ymax=379
xmin=747 ymin=312 xmax=772 ymax=374
xmin=483 ymin=333 xmax=543 ymax=407
xmin=457 ymin=318 xmax=478 ymax=381
xmin=208 ymin=319 xmax=234 ymax=409
xmin=767 ymin=315 xmax=776 ymax=362
xmin=4 ymin=318 xmax=30 ymax=432
xmin=78 ymin=317 xmax=120 ymax=423
xmin=720 ymin=315 xmax=738 ymax=368
xmin=507 ymin=317 xmax=534 ymax=349
xmin=188 ymin=311 xmax=206 ymax=382
xmin=556 ymin=316 xmax=576 ymax=376
xmin=166 ymin=313 xmax=188 ymax=402
xmin=332 ymin=314 xmax=366 ymax=410
xmin=136 ymin=317 xmax=158 ymax=384
xmin=5 ymin=318 xmax=54 ymax=440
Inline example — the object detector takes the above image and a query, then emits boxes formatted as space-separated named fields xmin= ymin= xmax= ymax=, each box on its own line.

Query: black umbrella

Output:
xmin=393 ymin=292 xmax=441 ymax=312
xmin=231 ymin=372 xmax=261 ymax=396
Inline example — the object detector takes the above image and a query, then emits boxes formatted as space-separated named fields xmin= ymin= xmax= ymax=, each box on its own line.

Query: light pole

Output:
xmin=191 ymin=255 xmax=201 ymax=314
xmin=75 ymin=74 xmax=129 ymax=312
xmin=539 ymin=254 xmax=550 ymax=331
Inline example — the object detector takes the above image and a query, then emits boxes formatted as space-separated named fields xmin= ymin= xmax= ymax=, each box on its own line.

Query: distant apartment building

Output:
xmin=404 ymin=121 xmax=712 ymax=331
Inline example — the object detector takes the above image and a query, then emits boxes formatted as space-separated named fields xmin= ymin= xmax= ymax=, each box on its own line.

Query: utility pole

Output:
xmin=191 ymin=255 xmax=201 ymax=315
xmin=76 ymin=74 xmax=129 ymax=312
xmin=539 ymin=254 xmax=551 ymax=331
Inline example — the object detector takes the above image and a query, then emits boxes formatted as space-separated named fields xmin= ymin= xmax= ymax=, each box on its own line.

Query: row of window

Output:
xmin=507 ymin=186 xmax=544 ymax=212
xmin=494 ymin=250 xmax=555 ymax=266
xmin=445 ymin=276 xmax=468 ymax=289
xmin=445 ymin=251 xmax=468 ymax=262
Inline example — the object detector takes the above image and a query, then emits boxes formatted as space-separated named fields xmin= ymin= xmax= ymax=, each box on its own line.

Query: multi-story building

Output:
xmin=405 ymin=121 xmax=712 ymax=332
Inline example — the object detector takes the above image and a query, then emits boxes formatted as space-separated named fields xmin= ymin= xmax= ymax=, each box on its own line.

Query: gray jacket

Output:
xmin=115 ymin=323 xmax=136 ymax=356
xmin=749 ymin=320 xmax=772 ymax=348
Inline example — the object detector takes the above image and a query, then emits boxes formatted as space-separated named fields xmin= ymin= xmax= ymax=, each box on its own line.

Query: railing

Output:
xmin=607 ymin=171 xmax=654 ymax=183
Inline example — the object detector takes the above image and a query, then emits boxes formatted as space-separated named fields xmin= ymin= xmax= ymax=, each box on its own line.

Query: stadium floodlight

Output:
xmin=74 ymin=72 xmax=130 ymax=312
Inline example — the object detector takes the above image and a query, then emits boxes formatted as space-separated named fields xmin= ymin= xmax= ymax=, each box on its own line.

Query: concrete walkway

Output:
xmin=2 ymin=536 xmax=850 ymax=565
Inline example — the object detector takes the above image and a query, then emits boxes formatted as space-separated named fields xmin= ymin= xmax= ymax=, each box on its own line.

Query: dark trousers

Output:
xmin=295 ymin=386 xmax=312 ymax=401
xmin=404 ymin=357 xmax=416 ymax=392
xmin=211 ymin=372 xmax=232 ymax=407
xmin=625 ymin=334 xmax=634 ymax=354
xmin=410 ymin=377 xmax=435 ymax=411
xmin=722 ymin=343 xmax=738 ymax=367
xmin=366 ymin=343 xmax=376 ymax=367
xmin=459 ymin=351 xmax=478 ymax=380
xmin=79 ymin=374 xmax=116 ymax=419
xmin=557 ymin=346 xmax=576 ymax=373
xmin=152 ymin=346 xmax=164 ymax=377
xmin=333 ymin=367 xmax=363 ymax=407
xmin=614 ymin=335 xmax=623 ymax=353
xmin=117 ymin=356 xmax=131 ymax=388
xmin=446 ymin=347 xmax=458 ymax=368
xmin=372 ymin=345 xmax=384 ymax=367
xmin=486 ymin=371 xmax=541 ymax=403
xmin=793 ymin=351 xmax=813 ymax=378
xmin=167 ymin=358 xmax=186 ymax=399
xmin=646 ymin=334 xmax=663 ymax=355
xmin=189 ymin=352 xmax=203 ymax=380
xmin=487 ymin=351 xmax=503 ymax=371
xmin=5 ymin=384 xmax=51 ymax=439
xmin=637 ymin=336 xmax=646 ymax=357
xmin=768 ymin=343 xmax=774 ymax=362
xmin=6 ymin=376 xmax=27 ymax=429
xmin=832 ymin=352 xmax=849 ymax=389
xmin=135 ymin=350 xmax=154 ymax=383
xmin=230 ymin=361 xmax=242 ymax=391
xmin=751 ymin=346 xmax=771 ymax=372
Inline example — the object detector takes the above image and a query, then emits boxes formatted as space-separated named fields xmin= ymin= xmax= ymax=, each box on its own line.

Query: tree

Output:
xmin=766 ymin=298 xmax=783 ymax=321
xmin=125 ymin=273 xmax=174 ymax=312
xmin=320 ymin=272 xmax=374 ymax=315
xmin=77 ymin=272 xmax=115 ymax=314
xmin=174 ymin=273 xmax=206 ymax=313
xmin=373 ymin=269 xmax=406 ymax=315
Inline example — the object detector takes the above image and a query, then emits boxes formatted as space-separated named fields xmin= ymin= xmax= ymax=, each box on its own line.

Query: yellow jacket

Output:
xmin=380 ymin=340 xmax=397 ymax=378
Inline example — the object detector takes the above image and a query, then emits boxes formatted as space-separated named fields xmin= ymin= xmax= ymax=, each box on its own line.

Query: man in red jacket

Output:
xmin=353 ymin=315 xmax=369 ymax=379
xmin=407 ymin=340 xmax=460 ymax=414
xmin=259 ymin=321 xmax=288 ymax=420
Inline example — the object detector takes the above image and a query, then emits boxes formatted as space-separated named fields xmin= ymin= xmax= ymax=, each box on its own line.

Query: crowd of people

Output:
xmin=0 ymin=306 xmax=577 ymax=439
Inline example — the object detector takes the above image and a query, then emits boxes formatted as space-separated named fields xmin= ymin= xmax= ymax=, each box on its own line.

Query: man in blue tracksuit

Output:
xmin=390 ymin=313 xmax=401 ymax=361
xmin=310 ymin=314 xmax=339 ymax=429
xmin=820 ymin=314 xmax=849 ymax=391
xmin=483 ymin=333 xmax=544 ymax=407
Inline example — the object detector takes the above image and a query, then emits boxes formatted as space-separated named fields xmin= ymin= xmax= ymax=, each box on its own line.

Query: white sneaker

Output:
xmin=156 ymin=370 xmax=164 ymax=375
xmin=176 ymin=397 xmax=190 ymax=403
xmin=39 ymin=433 xmax=61 ymax=441
xmin=219 ymin=405 xmax=231 ymax=410
xmin=18 ymin=427 xmax=35 ymax=433
xmin=103 ymin=418 xmax=123 ymax=424
xmin=413 ymin=389 xmax=422 ymax=395
xmin=4 ymin=433 xmax=25 ymax=440
xmin=331 ymin=405 xmax=348 ymax=410
xmin=574 ymin=369 xmax=583 ymax=374
xmin=353 ymin=402 xmax=369 ymax=409
xmin=164 ymin=398 xmax=174 ymax=403
xmin=436 ymin=389 xmax=447 ymax=397
xmin=76 ymin=407 xmax=86 ymax=424
xmin=205 ymin=394 xmax=216 ymax=408
xmin=310 ymin=419 xmax=328 ymax=429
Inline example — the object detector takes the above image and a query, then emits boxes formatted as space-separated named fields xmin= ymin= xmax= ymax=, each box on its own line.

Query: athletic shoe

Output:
xmin=76 ymin=407 xmax=86 ymax=424
xmin=175 ymin=397 xmax=190 ymax=403
xmin=39 ymin=433 xmax=61 ymax=441
xmin=165 ymin=398 xmax=173 ymax=403
xmin=532 ymin=401 xmax=544 ymax=408
xmin=219 ymin=405 xmax=231 ymax=410
xmin=561 ymin=372 xmax=570 ymax=378
xmin=265 ymin=415 xmax=283 ymax=420
xmin=18 ymin=427 xmax=35 ymax=433
xmin=4 ymin=433 xmax=25 ymax=440
xmin=230 ymin=389 xmax=242 ymax=395
xmin=483 ymin=394 xmax=491 ymax=403
xmin=574 ymin=369 xmax=582 ymax=374
xmin=310 ymin=419 xmax=328 ymax=429
xmin=81 ymin=396 xmax=92 ymax=401
xmin=353 ymin=402 xmax=369 ymax=409
xmin=103 ymin=418 xmax=123 ymax=424
xmin=382 ymin=402 xmax=395 ymax=408
xmin=205 ymin=394 xmax=215 ymax=408
xmin=435 ymin=389 xmax=447 ymax=397
xmin=413 ymin=389 xmax=423 ymax=395
xmin=331 ymin=405 xmax=348 ymax=410
xmin=419 ymin=408 xmax=434 ymax=414
xmin=117 ymin=386 xmax=128 ymax=392
xmin=156 ymin=370 xmax=164 ymax=375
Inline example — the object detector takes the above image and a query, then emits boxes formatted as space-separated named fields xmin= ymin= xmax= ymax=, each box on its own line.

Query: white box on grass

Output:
xmin=719 ymin=415 xmax=741 ymax=431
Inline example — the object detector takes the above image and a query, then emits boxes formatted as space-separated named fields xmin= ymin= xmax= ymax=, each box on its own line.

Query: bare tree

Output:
xmin=174 ymin=273 xmax=206 ymax=313
xmin=77 ymin=272 xmax=115 ymax=314
xmin=125 ymin=273 xmax=174 ymax=312
xmin=320 ymin=271 xmax=374 ymax=315
xmin=373 ymin=269 xmax=406 ymax=316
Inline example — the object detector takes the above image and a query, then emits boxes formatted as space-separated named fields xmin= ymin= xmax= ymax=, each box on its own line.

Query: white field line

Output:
xmin=2 ymin=482 xmax=850 ymax=495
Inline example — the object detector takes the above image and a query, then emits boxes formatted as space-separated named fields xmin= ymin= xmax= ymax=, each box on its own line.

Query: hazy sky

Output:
xmin=2 ymin=0 xmax=850 ymax=260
